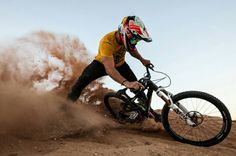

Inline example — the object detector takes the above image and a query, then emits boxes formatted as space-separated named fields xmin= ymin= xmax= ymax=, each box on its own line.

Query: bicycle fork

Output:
xmin=156 ymin=88 xmax=196 ymax=126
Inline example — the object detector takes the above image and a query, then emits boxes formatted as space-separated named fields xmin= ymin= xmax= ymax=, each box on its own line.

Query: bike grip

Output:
xmin=146 ymin=64 xmax=154 ymax=70
xmin=130 ymin=88 xmax=136 ymax=92
xmin=130 ymin=87 xmax=143 ymax=93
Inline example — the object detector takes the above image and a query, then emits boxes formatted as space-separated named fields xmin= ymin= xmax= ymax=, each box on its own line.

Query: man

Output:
xmin=67 ymin=16 xmax=161 ymax=121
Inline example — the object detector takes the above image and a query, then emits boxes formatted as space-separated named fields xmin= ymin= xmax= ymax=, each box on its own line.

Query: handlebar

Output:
xmin=124 ymin=64 xmax=171 ymax=92
xmin=144 ymin=64 xmax=172 ymax=88
xmin=146 ymin=64 xmax=154 ymax=70
xmin=145 ymin=64 xmax=154 ymax=79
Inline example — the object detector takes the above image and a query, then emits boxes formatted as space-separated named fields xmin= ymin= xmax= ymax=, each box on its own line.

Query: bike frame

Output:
xmin=121 ymin=66 xmax=196 ymax=126
xmin=105 ymin=65 xmax=232 ymax=146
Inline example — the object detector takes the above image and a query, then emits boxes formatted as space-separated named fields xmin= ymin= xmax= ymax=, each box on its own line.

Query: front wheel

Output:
xmin=162 ymin=91 xmax=232 ymax=146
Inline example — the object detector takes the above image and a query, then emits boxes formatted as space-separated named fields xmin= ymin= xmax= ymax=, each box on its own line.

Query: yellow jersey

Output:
xmin=95 ymin=31 xmax=126 ymax=67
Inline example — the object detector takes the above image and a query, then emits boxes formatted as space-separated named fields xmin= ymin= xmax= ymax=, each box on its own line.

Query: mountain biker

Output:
xmin=67 ymin=16 xmax=161 ymax=121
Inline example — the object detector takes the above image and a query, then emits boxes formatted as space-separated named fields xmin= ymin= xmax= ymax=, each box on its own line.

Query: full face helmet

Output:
xmin=118 ymin=16 xmax=152 ymax=51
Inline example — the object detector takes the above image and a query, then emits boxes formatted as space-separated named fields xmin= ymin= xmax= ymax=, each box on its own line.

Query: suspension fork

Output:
xmin=155 ymin=87 xmax=187 ymax=112
xmin=148 ymin=81 xmax=195 ymax=126
xmin=155 ymin=88 xmax=175 ymax=107
xmin=160 ymin=89 xmax=189 ymax=114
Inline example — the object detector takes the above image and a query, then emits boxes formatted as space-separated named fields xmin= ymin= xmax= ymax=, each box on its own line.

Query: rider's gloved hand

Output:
xmin=140 ymin=58 xmax=152 ymax=67
xmin=122 ymin=81 xmax=144 ymax=91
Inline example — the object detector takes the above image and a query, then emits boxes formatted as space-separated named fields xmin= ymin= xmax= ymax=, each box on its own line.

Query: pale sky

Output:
xmin=0 ymin=0 xmax=235 ymax=119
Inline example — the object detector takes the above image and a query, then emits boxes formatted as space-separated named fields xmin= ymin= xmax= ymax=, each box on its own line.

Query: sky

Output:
xmin=0 ymin=0 xmax=235 ymax=119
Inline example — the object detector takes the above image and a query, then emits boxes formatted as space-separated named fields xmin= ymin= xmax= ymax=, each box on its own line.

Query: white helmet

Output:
xmin=118 ymin=16 xmax=152 ymax=51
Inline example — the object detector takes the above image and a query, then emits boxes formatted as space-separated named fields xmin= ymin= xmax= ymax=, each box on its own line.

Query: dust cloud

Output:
xmin=0 ymin=31 xmax=111 ymax=140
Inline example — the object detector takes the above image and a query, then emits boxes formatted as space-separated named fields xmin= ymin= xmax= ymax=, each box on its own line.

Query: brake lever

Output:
xmin=147 ymin=64 xmax=154 ymax=70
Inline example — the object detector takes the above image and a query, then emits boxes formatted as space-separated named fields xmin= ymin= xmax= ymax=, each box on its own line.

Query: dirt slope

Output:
xmin=0 ymin=102 xmax=235 ymax=156
xmin=0 ymin=86 xmax=235 ymax=156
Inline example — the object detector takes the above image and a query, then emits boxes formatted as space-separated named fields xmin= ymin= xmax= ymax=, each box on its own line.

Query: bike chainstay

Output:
xmin=115 ymin=89 xmax=147 ymax=122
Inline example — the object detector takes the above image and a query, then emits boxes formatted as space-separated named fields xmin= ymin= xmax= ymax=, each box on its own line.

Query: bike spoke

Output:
xmin=167 ymin=96 xmax=226 ymax=143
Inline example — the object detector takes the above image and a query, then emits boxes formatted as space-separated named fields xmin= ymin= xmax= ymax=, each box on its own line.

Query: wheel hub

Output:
xmin=187 ymin=111 xmax=204 ymax=126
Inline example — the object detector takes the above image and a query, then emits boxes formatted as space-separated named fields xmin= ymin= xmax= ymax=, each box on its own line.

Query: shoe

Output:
xmin=150 ymin=109 xmax=162 ymax=122
xmin=154 ymin=113 xmax=162 ymax=122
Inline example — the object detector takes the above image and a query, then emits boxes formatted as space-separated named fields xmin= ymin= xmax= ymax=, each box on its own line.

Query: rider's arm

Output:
xmin=102 ymin=56 xmax=143 ymax=90
xmin=129 ymin=48 xmax=151 ymax=66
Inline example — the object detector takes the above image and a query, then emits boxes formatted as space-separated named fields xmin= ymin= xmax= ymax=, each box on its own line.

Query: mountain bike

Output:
xmin=104 ymin=65 xmax=232 ymax=146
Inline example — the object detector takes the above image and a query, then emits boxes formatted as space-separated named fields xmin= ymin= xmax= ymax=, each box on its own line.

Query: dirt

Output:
xmin=0 ymin=87 xmax=235 ymax=156
xmin=1 ymin=118 xmax=235 ymax=156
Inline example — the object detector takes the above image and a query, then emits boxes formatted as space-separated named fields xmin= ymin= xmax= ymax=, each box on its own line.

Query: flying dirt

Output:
xmin=0 ymin=31 xmax=114 ymax=137
xmin=0 ymin=31 xmax=235 ymax=156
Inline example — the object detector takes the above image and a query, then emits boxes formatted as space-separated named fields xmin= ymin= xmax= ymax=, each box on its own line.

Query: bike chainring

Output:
xmin=120 ymin=110 xmax=144 ymax=123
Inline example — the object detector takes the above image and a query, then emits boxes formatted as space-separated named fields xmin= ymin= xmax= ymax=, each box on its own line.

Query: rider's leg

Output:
xmin=67 ymin=60 xmax=107 ymax=102
xmin=116 ymin=62 xmax=137 ymax=82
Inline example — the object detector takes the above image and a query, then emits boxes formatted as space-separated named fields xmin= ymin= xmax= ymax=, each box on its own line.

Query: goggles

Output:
xmin=129 ymin=36 xmax=140 ymax=45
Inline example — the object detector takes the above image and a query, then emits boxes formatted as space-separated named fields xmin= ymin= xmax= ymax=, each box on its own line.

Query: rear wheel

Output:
xmin=104 ymin=92 xmax=144 ymax=123
xmin=104 ymin=92 xmax=127 ymax=119
xmin=162 ymin=91 xmax=232 ymax=146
